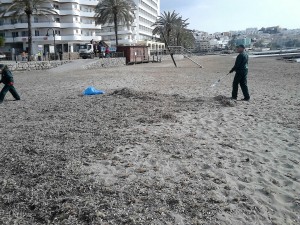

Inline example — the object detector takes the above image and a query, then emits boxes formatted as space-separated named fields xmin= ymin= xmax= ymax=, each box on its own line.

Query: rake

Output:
xmin=210 ymin=73 xmax=230 ymax=87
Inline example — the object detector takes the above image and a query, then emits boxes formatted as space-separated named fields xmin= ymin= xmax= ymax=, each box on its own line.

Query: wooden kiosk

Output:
xmin=117 ymin=46 xmax=149 ymax=65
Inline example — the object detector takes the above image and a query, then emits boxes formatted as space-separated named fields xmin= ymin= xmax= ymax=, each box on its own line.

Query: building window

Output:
xmin=11 ymin=19 xmax=17 ymax=24
xmin=35 ymin=30 xmax=39 ymax=36
xmin=53 ymin=4 xmax=59 ymax=9
xmin=34 ymin=17 xmax=38 ymax=23
xmin=21 ymin=31 xmax=28 ymax=37
xmin=12 ymin=32 xmax=19 ymax=37
xmin=55 ymin=18 xmax=60 ymax=23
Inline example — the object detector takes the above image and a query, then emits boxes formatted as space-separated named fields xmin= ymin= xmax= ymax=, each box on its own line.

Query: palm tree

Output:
xmin=173 ymin=17 xmax=189 ymax=46
xmin=0 ymin=0 xmax=57 ymax=60
xmin=94 ymin=0 xmax=136 ymax=46
xmin=152 ymin=11 xmax=180 ymax=45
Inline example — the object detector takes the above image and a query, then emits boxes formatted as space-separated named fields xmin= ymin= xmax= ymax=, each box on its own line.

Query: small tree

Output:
xmin=0 ymin=37 xmax=5 ymax=47
xmin=180 ymin=30 xmax=195 ymax=49
xmin=173 ymin=17 xmax=189 ymax=46
xmin=94 ymin=0 xmax=136 ymax=46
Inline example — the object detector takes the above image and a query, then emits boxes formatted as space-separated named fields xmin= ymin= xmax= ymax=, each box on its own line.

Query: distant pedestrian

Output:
xmin=21 ymin=51 xmax=26 ymax=61
xmin=0 ymin=64 xmax=20 ymax=104
xmin=105 ymin=47 xmax=110 ymax=58
xmin=98 ymin=41 xmax=105 ymax=58
xmin=229 ymin=45 xmax=250 ymax=101
xmin=43 ymin=51 xmax=46 ymax=61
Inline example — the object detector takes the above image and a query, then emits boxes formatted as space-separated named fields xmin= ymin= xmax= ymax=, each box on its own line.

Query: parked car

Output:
xmin=0 ymin=52 xmax=6 ymax=60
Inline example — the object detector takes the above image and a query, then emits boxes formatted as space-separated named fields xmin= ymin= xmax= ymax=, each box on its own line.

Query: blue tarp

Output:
xmin=83 ymin=86 xmax=105 ymax=95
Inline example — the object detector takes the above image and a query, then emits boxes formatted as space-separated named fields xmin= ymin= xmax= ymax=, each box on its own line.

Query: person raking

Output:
xmin=0 ymin=64 xmax=20 ymax=104
xmin=229 ymin=44 xmax=250 ymax=101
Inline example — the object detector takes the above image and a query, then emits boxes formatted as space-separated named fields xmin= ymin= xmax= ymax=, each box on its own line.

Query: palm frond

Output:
xmin=94 ymin=0 xmax=136 ymax=45
xmin=152 ymin=10 xmax=193 ymax=46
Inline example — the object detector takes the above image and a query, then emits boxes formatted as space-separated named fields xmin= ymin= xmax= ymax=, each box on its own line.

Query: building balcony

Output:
xmin=42 ymin=35 xmax=101 ymax=42
xmin=57 ymin=9 xmax=80 ymax=16
xmin=0 ymin=0 xmax=11 ymax=3
xmin=57 ymin=35 xmax=101 ymax=42
xmin=54 ymin=0 xmax=98 ymax=5
xmin=80 ymin=23 xmax=100 ymax=29
xmin=4 ymin=35 xmax=101 ymax=43
xmin=4 ymin=36 xmax=50 ymax=43
xmin=0 ymin=22 xmax=62 ymax=30
xmin=79 ymin=0 xmax=99 ymax=6
xmin=54 ymin=0 xmax=79 ymax=3
xmin=0 ymin=22 xmax=101 ymax=30
xmin=79 ymin=11 xmax=95 ymax=17
xmin=60 ymin=22 xmax=83 ymax=28
xmin=33 ymin=22 xmax=61 ymax=29
xmin=0 ymin=23 xmax=27 ymax=30
xmin=100 ymin=29 xmax=133 ymax=36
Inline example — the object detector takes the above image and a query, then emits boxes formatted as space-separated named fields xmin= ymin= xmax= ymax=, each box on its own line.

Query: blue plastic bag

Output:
xmin=83 ymin=86 xmax=105 ymax=95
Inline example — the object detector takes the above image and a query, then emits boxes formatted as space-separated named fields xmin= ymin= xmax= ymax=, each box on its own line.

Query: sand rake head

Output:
xmin=210 ymin=73 xmax=230 ymax=88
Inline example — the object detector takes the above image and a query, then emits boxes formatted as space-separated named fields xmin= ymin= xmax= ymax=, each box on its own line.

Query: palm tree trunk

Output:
xmin=26 ymin=13 xmax=32 ymax=61
xmin=166 ymin=30 xmax=170 ymax=46
xmin=113 ymin=13 xmax=118 ymax=46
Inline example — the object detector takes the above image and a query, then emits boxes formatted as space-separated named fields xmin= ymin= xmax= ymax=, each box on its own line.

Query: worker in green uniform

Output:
xmin=229 ymin=45 xmax=250 ymax=101
xmin=0 ymin=64 xmax=20 ymax=104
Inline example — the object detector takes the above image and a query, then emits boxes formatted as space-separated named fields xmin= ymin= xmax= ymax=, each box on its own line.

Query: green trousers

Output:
xmin=0 ymin=84 xmax=20 ymax=103
xmin=232 ymin=71 xmax=250 ymax=100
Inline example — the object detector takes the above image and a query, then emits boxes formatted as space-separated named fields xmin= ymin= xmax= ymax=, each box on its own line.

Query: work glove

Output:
xmin=8 ymin=82 xmax=14 ymax=86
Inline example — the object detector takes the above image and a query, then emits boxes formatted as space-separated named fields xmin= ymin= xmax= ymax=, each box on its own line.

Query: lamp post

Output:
xmin=46 ymin=28 xmax=56 ymax=60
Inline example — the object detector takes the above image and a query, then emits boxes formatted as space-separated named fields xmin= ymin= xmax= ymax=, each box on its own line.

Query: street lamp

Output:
xmin=46 ymin=28 xmax=56 ymax=60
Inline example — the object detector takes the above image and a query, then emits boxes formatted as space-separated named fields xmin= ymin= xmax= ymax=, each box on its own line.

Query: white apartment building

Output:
xmin=198 ymin=40 xmax=211 ymax=52
xmin=100 ymin=0 xmax=164 ymax=50
xmin=246 ymin=27 xmax=258 ymax=35
xmin=0 ymin=0 xmax=101 ymax=55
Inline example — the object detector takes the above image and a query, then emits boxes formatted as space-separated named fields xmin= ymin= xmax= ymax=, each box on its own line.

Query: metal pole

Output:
xmin=46 ymin=28 xmax=56 ymax=60
xmin=53 ymin=30 xmax=56 ymax=60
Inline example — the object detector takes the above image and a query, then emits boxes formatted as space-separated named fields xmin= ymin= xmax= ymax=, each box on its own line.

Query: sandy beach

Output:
xmin=0 ymin=55 xmax=299 ymax=224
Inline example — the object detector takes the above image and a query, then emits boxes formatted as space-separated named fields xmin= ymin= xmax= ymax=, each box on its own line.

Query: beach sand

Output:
xmin=0 ymin=55 xmax=299 ymax=224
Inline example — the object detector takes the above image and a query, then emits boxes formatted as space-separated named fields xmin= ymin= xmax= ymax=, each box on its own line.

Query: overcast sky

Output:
xmin=160 ymin=0 xmax=300 ymax=33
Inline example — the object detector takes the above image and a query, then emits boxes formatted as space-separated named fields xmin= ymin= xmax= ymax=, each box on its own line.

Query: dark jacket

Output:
xmin=231 ymin=51 xmax=248 ymax=73
xmin=0 ymin=68 xmax=14 ymax=84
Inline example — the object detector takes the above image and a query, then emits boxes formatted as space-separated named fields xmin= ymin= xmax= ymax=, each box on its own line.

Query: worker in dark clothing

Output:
xmin=229 ymin=45 xmax=250 ymax=101
xmin=0 ymin=64 xmax=20 ymax=104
